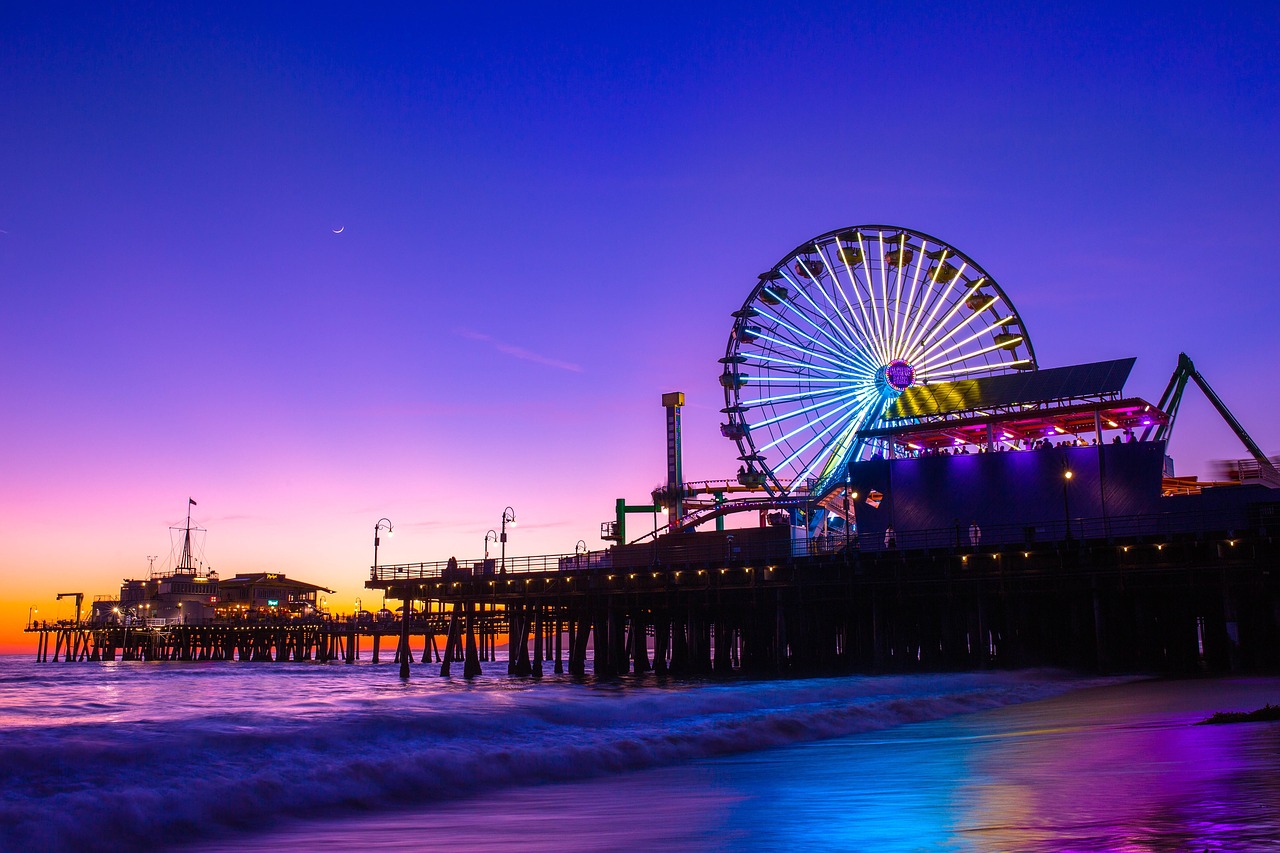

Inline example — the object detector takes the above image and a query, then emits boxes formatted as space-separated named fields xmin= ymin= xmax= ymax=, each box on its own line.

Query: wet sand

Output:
xmin=202 ymin=676 xmax=1280 ymax=852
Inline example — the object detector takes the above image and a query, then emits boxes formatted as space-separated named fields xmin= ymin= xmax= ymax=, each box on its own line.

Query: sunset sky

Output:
xmin=2 ymin=3 xmax=1276 ymax=650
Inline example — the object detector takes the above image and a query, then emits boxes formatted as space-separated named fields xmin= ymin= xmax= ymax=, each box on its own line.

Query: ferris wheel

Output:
xmin=720 ymin=225 xmax=1036 ymax=498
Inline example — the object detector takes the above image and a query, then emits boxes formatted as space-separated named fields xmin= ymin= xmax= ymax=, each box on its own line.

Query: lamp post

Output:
xmin=1063 ymin=469 xmax=1074 ymax=541
xmin=27 ymin=606 xmax=37 ymax=629
xmin=373 ymin=518 xmax=394 ymax=575
xmin=844 ymin=490 xmax=858 ymax=553
xmin=575 ymin=539 xmax=587 ymax=569
xmin=500 ymin=507 xmax=516 ymax=575
xmin=484 ymin=529 xmax=498 ymax=563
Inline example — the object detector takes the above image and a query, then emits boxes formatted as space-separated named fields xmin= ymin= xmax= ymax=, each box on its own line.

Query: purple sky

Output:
xmin=2 ymin=3 xmax=1276 ymax=629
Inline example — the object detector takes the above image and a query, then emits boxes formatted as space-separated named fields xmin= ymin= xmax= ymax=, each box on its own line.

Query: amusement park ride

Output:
xmin=604 ymin=224 xmax=1278 ymax=547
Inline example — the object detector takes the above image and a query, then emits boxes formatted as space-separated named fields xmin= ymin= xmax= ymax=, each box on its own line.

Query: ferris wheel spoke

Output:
xmin=889 ymin=233 xmax=908 ymax=357
xmin=919 ymin=357 xmax=1032 ymax=382
xmin=749 ymin=325 xmax=879 ymax=375
xmin=877 ymin=232 xmax=894 ymax=355
xmin=739 ymin=384 xmax=861 ymax=409
xmin=757 ymin=394 xmax=871 ymax=454
xmin=920 ymin=337 xmax=1030 ymax=373
xmin=747 ymin=361 xmax=849 ymax=383
xmin=753 ymin=385 xmax=873 ymax=430
xmin=752 ymin=303 xmax=875 ymax=373
xmin=807 ymin=395 xmax=887 ymax=484
xmin=893 ymin=241 xmax=931 ymax=360
xmin=901 ymin=260 xmax=969 ymax=356
xmin=791 ymin=258 xmax=862 ymax=355
xmin=750 ymin=314 xmax=840 ymax=364
xmin=812 ymin=242 xmax=877 ymax=356
xmin=905 ymin=274 xmax=983 ymax=359
xmin=854 ymin=231 xmax=889 ymax=356
xmin=772 ymin=399 xmax=867 ymax=474
xmin=831 ymin=243 xmax=887 ymax=364
xmin=747 ymin=350 xmax=865 ymax=379
xmin=919 ymin=312 xmax=1014 ymax=363
xmin=777 ymin=268 xmax=865 ymax=361
xmin=741 ymin=376 xmax=858 ymax=386
xmin=844 ymin=254 xmax=891 ymax=366
xmin=760 ymin=280 xmax=867 ymax=364
xmin=753 ymin=308 xmax=867 ymax=370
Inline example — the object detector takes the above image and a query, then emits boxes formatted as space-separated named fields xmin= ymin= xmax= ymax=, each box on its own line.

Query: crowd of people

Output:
xmin=891 ymin=430 xmax=1141 ymax=458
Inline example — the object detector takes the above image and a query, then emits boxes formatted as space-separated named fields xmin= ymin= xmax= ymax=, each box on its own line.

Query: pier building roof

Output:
xmin=217 ymin=573 xmax=333 ymax=595
xmin=858 ymin=357 xmax=1168 ymax=451
xmin=885 ymin=357 xmax=1136 ymax=421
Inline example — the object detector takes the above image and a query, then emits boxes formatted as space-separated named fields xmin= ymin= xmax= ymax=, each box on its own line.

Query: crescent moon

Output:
xmin=332 ymin=225 xmax=345 ymax=234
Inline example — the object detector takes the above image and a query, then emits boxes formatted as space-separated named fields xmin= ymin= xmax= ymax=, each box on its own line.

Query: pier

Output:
xmin=367 ymin=504 xmax=1280 ymax=680
xmin=24 ymin=615 xmax=488 ymax=665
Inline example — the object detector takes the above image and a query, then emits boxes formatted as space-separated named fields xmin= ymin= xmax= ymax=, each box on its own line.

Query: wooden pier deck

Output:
xmin=368 ymin=516 xmax=1280 ymax=680
xmin=24 ymin=615 xmax=496 ymax=665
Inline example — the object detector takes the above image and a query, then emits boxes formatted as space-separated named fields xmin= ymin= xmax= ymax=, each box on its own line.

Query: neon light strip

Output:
xmin=810 ymin=393 xmax=887 ymax=483
xmin=753 ymin=386 xmax=870 ymax=429
xmin=905 ymin=273 xmax=981 ymax=358
xmin=918 ymin=357 xmax=1031 ymax=381
xmin=922 ymin=337 xmax=1026 ymax=372
xmin=750 ymin=328 xmax=878 ymax=376
xmin=758 ymin=394 xmax=870 ymax=453
xmin=785 ymin=390 xmax=889 ymax=485
xmin=917 ymin=302 xmax=1003 ymax=362
xmin=897 ymin=255 xmax=952 ymax=358
xmin=877 ymin=231 xmax=891 ymax=354
xmin=905 ymin=262 xmax=974 ymax=358
xmin=814 ymin=241 xmax=879 ymax=359
xmin=740 ymin=385 xmax=862 ymax=408
xmin=747 ymin=350 xmax=856 ymax=378
xmin=892 ymin=239 xmax=930 ymax=360
xmin=854 ymin=231 xmax=889 ymax=362
xmin=835 ymin=237 xmax=889 ymax=365
xmin=753 ymin=305 xmax=864 ymax=369
xmin=919 ymin=313 xmax=1013 ymax=363
xmin=777 ymin=267 xmax=864 ymax=362
xmin=770 ymin=269 xmax=863 ymax=363
xmin=889 ymin=233 xmax=906 ymax=357
xmin=800 ymin=247 xmax=864 ymax=355
xmin=773 ymin=398 xmax=867 ymax=473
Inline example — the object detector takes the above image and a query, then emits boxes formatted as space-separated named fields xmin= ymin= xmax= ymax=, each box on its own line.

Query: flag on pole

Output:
xmin=189 ymin=498 xmax=197 ymax=506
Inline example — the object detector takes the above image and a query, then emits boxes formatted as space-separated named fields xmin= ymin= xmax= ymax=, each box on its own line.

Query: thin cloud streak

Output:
xmin=457 ymin=329 xmax=583 ymax=373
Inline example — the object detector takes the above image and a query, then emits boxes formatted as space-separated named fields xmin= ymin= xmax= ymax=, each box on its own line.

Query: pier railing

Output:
xmin=370 ymin=503 xmax=1276 ymax=582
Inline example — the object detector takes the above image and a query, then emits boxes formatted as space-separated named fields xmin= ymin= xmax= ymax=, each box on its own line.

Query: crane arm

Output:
xmin=56 ymin=592 xmax=85 ymax=626
xmin=1149 ymin=353 xmax=1276 ymax=476
xmin=1187 ymin=363 xmax=1274 ymax=472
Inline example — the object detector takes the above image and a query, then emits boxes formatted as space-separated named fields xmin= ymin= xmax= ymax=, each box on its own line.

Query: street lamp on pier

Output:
xmin=484 ymin=529 xmax=498 ymax=562
xmin=373 ymin=518 xmax=394 ymax=575
xmin=500 ymin=507 xmax=516 ymax=575
xmin=1063 ymin=469 xmax=1074 ymax=541
xmin=27 ymin=607 xmax=37 ymax=629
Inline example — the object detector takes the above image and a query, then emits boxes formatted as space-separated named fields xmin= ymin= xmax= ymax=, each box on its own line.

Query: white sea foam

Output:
xmin=0 ymin=658 xmax=1099 ymax=851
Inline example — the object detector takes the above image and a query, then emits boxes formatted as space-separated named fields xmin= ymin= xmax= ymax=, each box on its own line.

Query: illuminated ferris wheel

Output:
xmin=720 ymin=225 xmax=1037 ymax=498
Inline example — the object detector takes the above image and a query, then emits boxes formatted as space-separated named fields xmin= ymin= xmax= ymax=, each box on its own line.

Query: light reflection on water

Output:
xmin=204 ymin=678 xmax=1280 ymax=853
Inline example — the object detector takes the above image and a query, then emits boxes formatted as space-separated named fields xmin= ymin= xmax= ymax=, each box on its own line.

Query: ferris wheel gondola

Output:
xmin=720 ymin=225 xmax=1037 ymax=499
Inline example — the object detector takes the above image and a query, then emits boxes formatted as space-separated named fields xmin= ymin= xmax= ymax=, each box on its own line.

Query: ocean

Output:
xmin=1 ymin=656 xmax=1276 ymax=852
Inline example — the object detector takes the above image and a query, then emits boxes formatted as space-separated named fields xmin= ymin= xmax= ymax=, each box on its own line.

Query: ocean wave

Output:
xmin=0 ymin=670 xmax=1100 ymax=851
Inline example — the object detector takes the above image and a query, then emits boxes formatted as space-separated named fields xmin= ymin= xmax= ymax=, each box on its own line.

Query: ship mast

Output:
xmin=180 ymin=497 xmax=196 ymax=571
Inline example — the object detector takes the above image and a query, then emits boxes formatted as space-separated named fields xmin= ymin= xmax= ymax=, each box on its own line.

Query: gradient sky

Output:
xmin=2 ymin=3 xmax=1277 ymax=650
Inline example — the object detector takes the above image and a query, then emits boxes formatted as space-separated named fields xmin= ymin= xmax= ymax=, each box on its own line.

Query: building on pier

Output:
xmin=214 ymin=572 xmax=333 ymax=618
